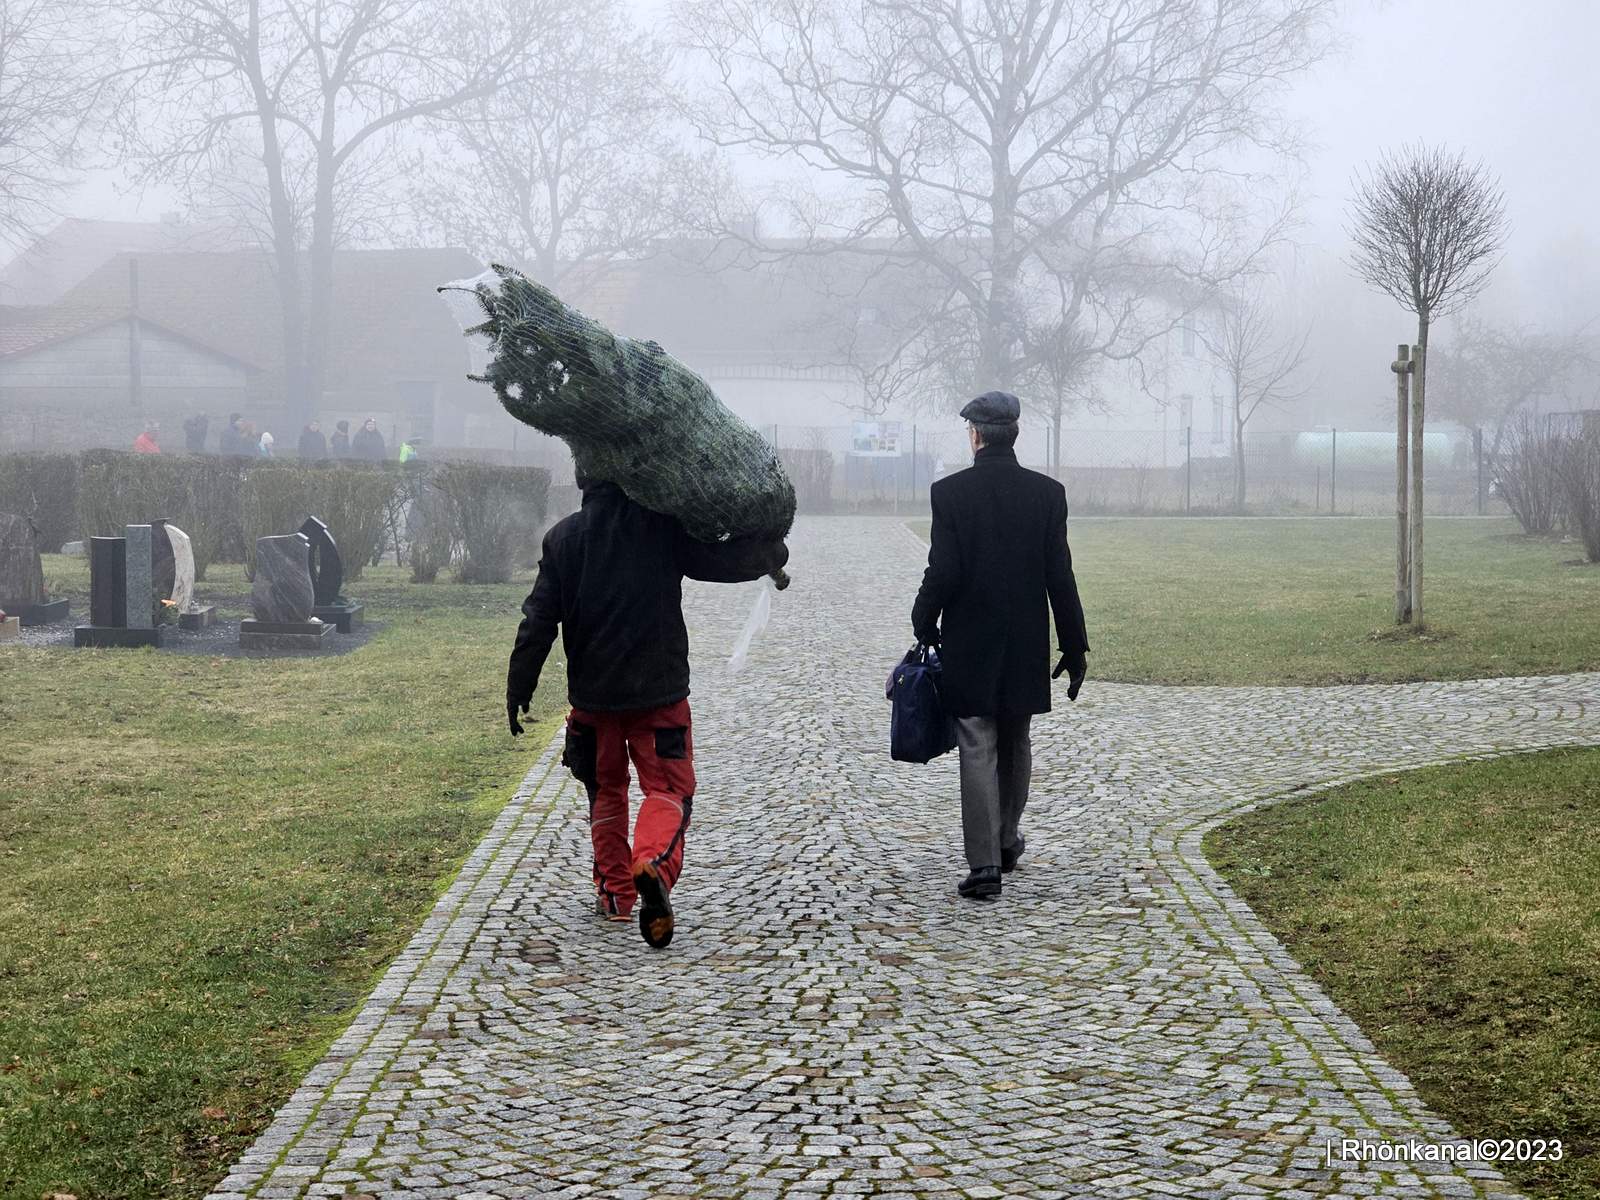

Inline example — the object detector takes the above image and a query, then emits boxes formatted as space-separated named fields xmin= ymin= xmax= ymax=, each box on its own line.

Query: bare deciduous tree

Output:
xmin=0 ymin=0 xmax=113 ymax=247
xmin=1204 ymin=282 xmax=1311 ymax=510
xmin=1431 ymin=313 xmax=1594 ymax=453
xmin=113 ymin=0 xmax=544 ymax=421
xmin=412 ymin=0 xmax=704 ymax=290
xmin=1347 ymin=143 xmax=1508 ymax=625
xmin=678 ymin=0 xmax=1332 ymax=413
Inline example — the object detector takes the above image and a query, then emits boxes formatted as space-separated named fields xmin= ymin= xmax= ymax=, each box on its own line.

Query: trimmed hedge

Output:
xmin=79 ymin=452 xmax=242 ymax=580
xmin=0 ymin=453 xmax=79 ymax=553
xmin=429 ymin=462 xmax=551 ymax=584
xmin=241 ymin=463 xmax=398 ymax=582
xmin=1 ymin=451 xmax=550 ymax=586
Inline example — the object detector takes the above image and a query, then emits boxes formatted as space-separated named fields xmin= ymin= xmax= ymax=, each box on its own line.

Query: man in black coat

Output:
xmin=506 ymin=475 xmax=788 ymax=948
xmin=298 ymin=420 xmax=328 ymax=460
xmin=911 ymin=391 xmax=1089 ymax=900
xmin=351 ymin=417 xmax=386 ymax=461
xmin=218 ymin=412 xmax=246 ymax=456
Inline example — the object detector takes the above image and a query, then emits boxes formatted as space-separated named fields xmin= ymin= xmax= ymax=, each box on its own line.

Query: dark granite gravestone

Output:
xmin=88 ymin=536 xmax=125 ymax=626
xmin=0 ymin=512 xmax=69 ymax=626
xmin=74 ymin=529 xmax=162 ymax=647
xmin=240 ymin=533 xmax=331 ymax=650
xmin=300 ymin=516 xmax=363 ymax=632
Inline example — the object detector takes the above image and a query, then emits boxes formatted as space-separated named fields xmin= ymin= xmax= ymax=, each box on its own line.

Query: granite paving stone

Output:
xmin=207 ymin=517 xmax=1599 ymax=1199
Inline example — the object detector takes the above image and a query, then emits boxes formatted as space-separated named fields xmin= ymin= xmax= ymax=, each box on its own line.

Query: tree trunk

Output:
xmin=1411 ymin=321 xmax=1429 ymax=627
xmin=1051 ymin=404 xmax=1062 ymax=481
xmin=250 ymin=63 xmax=304 ymax=441
xmin=1394 ymin=343 xmax=1411 ymax=624
xmin=303 ymin=119 xmax=339 ymax=433
xmin=984 ymin=95 xmax=1017 ymax=391
xmin=1232 ymin=384 xmax=1246 ymax=511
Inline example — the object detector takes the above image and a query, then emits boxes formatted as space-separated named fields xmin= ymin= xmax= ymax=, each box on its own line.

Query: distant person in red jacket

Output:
xmin=132 ymin=422 xmax=161 ymax=454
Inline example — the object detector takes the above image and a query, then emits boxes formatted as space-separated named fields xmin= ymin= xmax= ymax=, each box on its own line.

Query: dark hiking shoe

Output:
xmin=1000 ymin=835 xmax=1026 ymax=874
xmin=957 ymin=866 xmax=1002 ymax=900
xmin=595 ymin=889 xmax=632 ymax=923
xmin=633 ymin=860 xmax=675 ymax=948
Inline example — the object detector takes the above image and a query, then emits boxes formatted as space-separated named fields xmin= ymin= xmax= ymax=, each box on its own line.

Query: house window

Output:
xmin=1182 ymin=318 xmax=1197 ymax=357
xmin=1212 ymin=395 xmax=1225 ymax=441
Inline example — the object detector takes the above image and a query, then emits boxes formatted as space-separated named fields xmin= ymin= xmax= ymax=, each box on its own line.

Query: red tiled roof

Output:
xmin=57 ymin=247 xmax=485 ymax=390
xmin=0 ymin=217 xmax=252 ymax=305
xmin=0 ymin=305 xmax=124 ymax=358
xmin=0 ymin=303 xmax=260 ymax=367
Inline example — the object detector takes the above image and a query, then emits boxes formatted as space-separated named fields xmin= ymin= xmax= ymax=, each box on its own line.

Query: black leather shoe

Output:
xmin=957 ymin=866 xmax=1002 ymax=900
xmin=1000 ymin=834 xmax=1026 ymax=874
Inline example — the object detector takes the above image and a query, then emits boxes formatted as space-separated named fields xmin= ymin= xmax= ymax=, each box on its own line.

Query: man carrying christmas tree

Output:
xmin=506 ymin=472 xmax=788 ymax=949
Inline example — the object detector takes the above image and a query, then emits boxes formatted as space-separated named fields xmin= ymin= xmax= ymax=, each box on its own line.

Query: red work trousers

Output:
xmin=563 ymin=699 xmax=695 ymax=917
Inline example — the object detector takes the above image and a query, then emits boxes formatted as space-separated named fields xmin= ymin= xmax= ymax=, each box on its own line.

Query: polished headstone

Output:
xmin=89 ymin=537 xmax=127 ymax=627
xmin=154 ymin=520 xmax=196 ymax=615
xmin=169 ymin=525 xmax=196 ymax=614
xmin=252 ymin=534 xmax=315 ymax=623
xmin=0 ymin=513 xmax=45 ymax=612
xmin=124 ymin=525 xmax=155 ymax=630
xmin=299 ymin=516 xmax=345 ymax=606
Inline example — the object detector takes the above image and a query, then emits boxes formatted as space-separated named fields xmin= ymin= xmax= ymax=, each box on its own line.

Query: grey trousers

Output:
xmin=954 ymin=713 xmax=1033 ymax=871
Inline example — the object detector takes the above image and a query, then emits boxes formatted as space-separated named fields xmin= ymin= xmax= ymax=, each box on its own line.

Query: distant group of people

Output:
xmin=132 ymin=413 xmax=419 ymax=462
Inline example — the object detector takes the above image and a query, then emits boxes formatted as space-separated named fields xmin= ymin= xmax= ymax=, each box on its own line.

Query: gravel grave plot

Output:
xmin=14 ymin=598 xmax=384 ymax=658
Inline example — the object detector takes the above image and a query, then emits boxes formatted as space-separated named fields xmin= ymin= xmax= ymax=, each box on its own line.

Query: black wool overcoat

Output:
xmin=911 ymin=445 xmax=1089 ymax=717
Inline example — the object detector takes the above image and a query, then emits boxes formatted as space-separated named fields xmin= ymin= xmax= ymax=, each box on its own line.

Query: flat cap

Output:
xmin=960 ymin=390 xmax=1021 ymax=424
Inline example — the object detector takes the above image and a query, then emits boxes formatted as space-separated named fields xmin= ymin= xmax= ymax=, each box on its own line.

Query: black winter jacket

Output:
xmin=508 ymin=482 xmax=789 ymax=713
xmin=911 ymin=445 xmax=1088 ymax=717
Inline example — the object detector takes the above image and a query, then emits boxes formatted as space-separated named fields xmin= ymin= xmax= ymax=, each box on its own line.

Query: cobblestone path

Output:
xmin=211 ymin=517 xmax=1600 ymax=1200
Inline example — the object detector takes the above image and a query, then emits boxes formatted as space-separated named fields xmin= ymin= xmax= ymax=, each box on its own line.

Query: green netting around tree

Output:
xmin=440 ymin=264 xmax=795 ymax=545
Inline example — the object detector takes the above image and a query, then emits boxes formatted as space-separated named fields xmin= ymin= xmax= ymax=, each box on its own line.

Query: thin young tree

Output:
xmin=678 ymin=0 xmax=1332 ymax=409
xmin=112 ymin=0 xmax=545 ymax=424
xmin=1204 ymin=282 xmax=1311 ymax=510
xmin=1347 ymin=144 xmax=1508 ymax=625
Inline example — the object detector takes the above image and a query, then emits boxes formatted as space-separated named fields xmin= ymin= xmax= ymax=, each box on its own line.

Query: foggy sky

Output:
xmin=52 ymin=0 xmax=1600 ymax=406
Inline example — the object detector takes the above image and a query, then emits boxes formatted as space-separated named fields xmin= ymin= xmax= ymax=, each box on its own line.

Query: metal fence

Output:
xmin=766 ymin=424 xmax=1499 ymax=516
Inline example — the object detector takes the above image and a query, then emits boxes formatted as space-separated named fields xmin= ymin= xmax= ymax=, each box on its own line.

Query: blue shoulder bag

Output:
xmin=885 ymin=643 xmax=958 ymax=764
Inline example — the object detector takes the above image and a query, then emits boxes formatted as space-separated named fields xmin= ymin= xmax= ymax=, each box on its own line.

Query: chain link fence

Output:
xmin=765 ymin=424 xmax=1499 ymax=516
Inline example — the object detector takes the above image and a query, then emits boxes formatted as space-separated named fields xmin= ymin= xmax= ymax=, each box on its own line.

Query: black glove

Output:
xmin=1053 ymin=651 xmax=1087 ymax=701
xmin=507 ymin=695 xmax=530 ymax=737
xmin=917 ymin=628 xmax=941 ymax=649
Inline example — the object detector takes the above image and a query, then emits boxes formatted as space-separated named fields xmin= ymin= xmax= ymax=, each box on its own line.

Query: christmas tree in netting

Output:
xmin=439 ymin=264 xmax=796 ymax=560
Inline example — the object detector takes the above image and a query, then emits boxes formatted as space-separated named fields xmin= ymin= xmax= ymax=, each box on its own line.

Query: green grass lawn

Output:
xmin=0 ymin=557 xmax=564 ymax=1199
xmin=1205 ymin=748 xmax=1600 ymax=1199
xmin=907 ymin=516 xmax=1600 ymax=684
